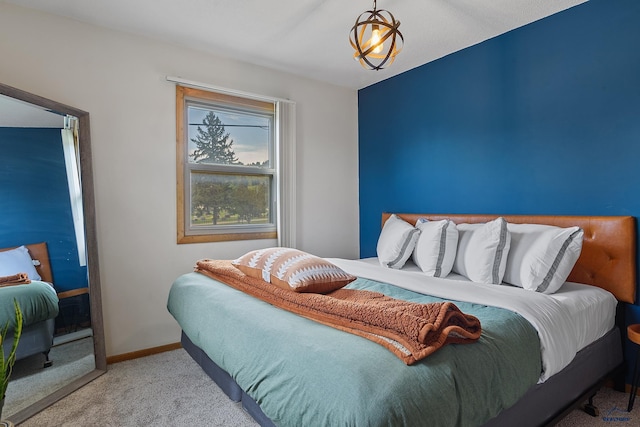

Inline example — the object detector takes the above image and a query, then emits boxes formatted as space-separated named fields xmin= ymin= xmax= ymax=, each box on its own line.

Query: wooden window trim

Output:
xmin=176 ymin=86 xmax=277 ymax=244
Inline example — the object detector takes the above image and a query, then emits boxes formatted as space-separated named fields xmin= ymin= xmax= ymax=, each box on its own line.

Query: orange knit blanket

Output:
xmin=195 ymin=260 xmax=482 ymax=365
xmin=0 ymin=272 xmax=31 ymax=287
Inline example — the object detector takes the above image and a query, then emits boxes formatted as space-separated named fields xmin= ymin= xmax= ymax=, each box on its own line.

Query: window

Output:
xmin=177 ymin=85 xmax=287 ymax=243
xmin=61 ymin=116 xmax=86 ymax=265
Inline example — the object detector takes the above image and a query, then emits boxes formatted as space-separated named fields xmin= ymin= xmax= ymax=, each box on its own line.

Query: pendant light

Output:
xmin=349 ymin=0 xmax=404 ymax=70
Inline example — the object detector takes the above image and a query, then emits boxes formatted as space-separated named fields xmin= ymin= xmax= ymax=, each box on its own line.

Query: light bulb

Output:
xmin=371 ymin=26 xmax=383 ymax=54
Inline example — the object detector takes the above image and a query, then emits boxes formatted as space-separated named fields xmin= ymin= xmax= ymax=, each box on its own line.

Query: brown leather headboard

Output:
xmin=0 ymin=242 xmax=53 ymax=283
xmin=382 ymin=213 xmax=637 ymax=304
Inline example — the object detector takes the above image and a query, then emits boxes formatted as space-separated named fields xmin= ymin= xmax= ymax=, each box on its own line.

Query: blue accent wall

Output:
xmin=0 ymin=127 xmax=88 ymax=292
xmin=358 ymin=0 xmax=640 ymax=378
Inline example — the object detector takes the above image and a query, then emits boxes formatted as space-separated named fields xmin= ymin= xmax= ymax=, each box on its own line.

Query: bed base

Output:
xmin=182 ymin=327 xmax=622 ymax=427
xmin=181 ymin=331 xmax=276 ymax=427
xmin=3 ymin=318 xmax=55 ymax=368
xmin=484 ymin=327 xmax=622 ymax=426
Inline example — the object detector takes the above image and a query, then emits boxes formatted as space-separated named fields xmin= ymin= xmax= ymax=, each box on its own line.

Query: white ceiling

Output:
xmin=5 ymin=0 xmax=586 ymax=90
xmin=0 ymin=94 xmax=65 ymax=128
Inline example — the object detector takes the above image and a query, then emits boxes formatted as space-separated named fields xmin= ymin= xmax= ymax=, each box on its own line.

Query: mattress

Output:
xmin=0 ymin=280 xmax=59 ymax=328
xmin=179 ymin=327 xmax=622 ymax=427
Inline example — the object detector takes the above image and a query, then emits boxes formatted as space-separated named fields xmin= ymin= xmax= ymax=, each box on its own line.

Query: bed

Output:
xmin=0 ymin=242 xmax=60 ymax=367
xmin=167 ymin=214 xmax=636 ymax=427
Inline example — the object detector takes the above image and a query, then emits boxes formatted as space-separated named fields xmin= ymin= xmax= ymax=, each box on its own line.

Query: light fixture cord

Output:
xmin=372 ymin=0 xmax=377 ymax=11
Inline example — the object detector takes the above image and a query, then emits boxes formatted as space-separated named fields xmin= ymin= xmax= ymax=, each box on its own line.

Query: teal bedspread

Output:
xmin=168 ymin=272 xmax=541 ymax=427
xmin=0 ymin=281 xmax=59 ymax=329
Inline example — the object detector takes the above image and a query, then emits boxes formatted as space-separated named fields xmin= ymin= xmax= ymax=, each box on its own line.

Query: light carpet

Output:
xmin=17 ymin=348 xmax=640 ymax=426
xmin=19 ymin=349 xmax=257 ymax=427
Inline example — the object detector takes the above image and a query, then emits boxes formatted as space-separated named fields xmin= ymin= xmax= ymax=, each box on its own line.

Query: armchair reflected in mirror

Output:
xmin=0 ymin=83 xmax=106 ymax=424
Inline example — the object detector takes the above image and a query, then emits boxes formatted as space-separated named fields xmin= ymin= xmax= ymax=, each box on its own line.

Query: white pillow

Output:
xmin=0 ymin=245 xmax=41 ymax=281
xmin=377 ymin=214 xmax=420 ymax=269
xmin=412 ymin=219 xmax=458 ymax=277
xmin=503 ymin=223 xmax=584 ymax=294
xmin=452 ymin=217 xmax=511 ymax=284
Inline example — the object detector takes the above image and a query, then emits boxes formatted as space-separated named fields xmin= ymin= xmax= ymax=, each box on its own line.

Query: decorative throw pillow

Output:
xmin=232 ymin=247 xmax=356 ymax=293
xmin=376 ymin=214 xmax=420 ymax=269
xmin=0 ymin=245 xmax=41 ymax=281
xmin=503 ymin=223 xmax=584 ymax=294
xmin=452 ymin=217 xmax=511 ymax=285
xmin=412 ymin=219 xmax=458 ymax=277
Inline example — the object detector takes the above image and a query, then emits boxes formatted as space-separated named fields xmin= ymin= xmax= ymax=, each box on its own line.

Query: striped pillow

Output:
xmin=232 ymin=248 xmax=356 ymax=293
xmin=503 ymin=223 xmax=584 ymax=294
xmin=412 ymin=219 xmax=458 ymax=277
xmin=377 ymin=214 xmax=420 ymax=269
xmin=452 ymin=217 xmax=511 ymax=285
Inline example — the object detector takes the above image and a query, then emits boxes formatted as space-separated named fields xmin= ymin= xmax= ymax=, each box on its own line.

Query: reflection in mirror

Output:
xmin=0 ymin=84 xmax=106 ymax=424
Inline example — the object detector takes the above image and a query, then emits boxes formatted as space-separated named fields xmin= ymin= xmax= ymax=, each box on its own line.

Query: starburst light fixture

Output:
xmin=349 ymin=0 xmax=404 ymax=70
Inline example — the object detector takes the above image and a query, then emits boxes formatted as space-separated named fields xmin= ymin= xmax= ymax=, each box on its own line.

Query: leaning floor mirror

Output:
xmin=0 ymin=82 xmax=106 ymax=424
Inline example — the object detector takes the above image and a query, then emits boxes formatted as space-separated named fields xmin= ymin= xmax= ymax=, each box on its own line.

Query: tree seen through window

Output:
xmin=189 ymin=110 xmax=270 ymax=226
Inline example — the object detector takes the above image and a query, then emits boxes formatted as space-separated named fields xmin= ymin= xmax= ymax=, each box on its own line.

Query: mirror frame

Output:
xmin=0 ymin=82 xmax=107 ymax=424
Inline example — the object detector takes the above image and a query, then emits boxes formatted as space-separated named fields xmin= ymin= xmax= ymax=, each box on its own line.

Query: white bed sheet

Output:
xmin=328 ymin=257 xmax=617 ymax=382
